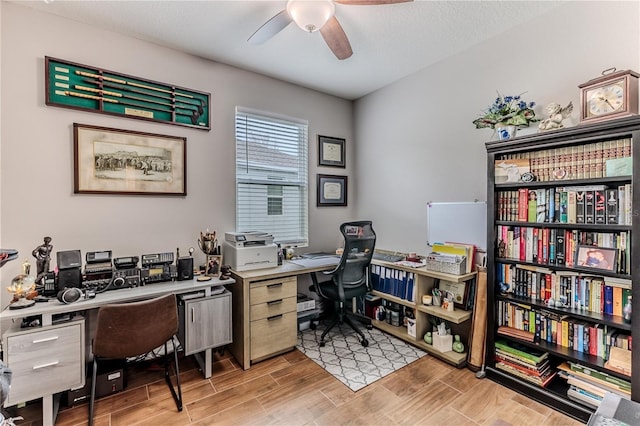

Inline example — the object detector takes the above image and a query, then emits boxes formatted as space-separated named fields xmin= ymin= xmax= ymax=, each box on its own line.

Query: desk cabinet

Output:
xmin=228 ymin=267 xmax=302 ymax=369
xmin=249 ymin=277 xmax=297 ymax=362
xmin=2 ymin=319 xmax=85 ymax=407
xmin=178 ymin=290 xmax=232 ymax=355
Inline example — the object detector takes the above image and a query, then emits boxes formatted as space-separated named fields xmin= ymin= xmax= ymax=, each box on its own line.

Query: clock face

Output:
xmin=586 ymin=79 xmax=625 ymax=117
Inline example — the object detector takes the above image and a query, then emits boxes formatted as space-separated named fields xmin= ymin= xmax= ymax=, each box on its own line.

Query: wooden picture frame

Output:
xmin=206 ymin=254 xmax=222 ymax=277
xmin=317 ymin=174 xmax=347 ymax=207
xmin=575 ymin=245 xmax=618 ymax=272
xmin=436 ymin=279 xmax=471 ymax=310
xmin=318 ymin=135 xmax=345 ymax=168
xmin=74 ymin=123 xmax=186 ymax=195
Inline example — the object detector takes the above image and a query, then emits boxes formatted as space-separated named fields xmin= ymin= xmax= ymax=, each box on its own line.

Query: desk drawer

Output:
xmin=3 ymin=320 xmax=85 ymax=406
xmin=250 ymin=296 xmax=296 ymax=321
xmin=250 ymin=311 xmax=297 ymax=360
xmin=250 ymin=277 xmax=296 ymax=305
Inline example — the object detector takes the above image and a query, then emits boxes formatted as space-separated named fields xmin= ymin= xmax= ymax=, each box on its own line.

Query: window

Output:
xmin=235 ymin=107 xmax=308 ymax=246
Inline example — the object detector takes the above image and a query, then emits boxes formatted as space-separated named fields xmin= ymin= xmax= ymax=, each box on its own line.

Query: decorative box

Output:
xmin=432 ymin=333 xmax=453 ymax=353
xmin=406 ymin=318 xmax=416 ymax=337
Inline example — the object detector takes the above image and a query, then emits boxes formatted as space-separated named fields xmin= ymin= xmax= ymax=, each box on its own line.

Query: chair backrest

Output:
xmin=92 ymin=293 xmax=179 ymax=359
xmin=334 ymin=221 xmax=376 ymax=289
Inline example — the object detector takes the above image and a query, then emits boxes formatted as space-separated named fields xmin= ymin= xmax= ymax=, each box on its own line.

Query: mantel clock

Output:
xmin=578 ymin=68 xmax=639 ymax=124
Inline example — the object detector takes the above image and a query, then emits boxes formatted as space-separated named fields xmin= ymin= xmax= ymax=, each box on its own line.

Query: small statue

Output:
xmin=220 ymin=265 xmax=232 ymax=280
xmin=32 ymin=236 xmax=53 ymax=283
xmin=538 ymin=101 xmax=573 ymax=131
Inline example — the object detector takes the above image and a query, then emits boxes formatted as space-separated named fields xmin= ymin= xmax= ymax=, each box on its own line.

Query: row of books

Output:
xmin=496 ymin=138 xmax=631 ymax=182
xmin=496 ymin=184 xmax=632 ymax=225
xmin=494 ymin=339 xmax=556 ymax=388
xmin=497 ymin=263 xmax=632 ymax=317
xmin=497 ymin=300 xmax=631 ymax=360
xmin=558 ymin=361 xmax=631 ymax=409
xmin=370 ymin=264 xmax=416 ymax=302
xmin=497 ymin=225 xmax=630 ymax=274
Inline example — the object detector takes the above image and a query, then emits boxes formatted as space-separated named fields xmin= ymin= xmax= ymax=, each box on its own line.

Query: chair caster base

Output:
xmin=361 ymin=339 xmax=369 ymax=347
xmin=319 ymin=341 xmax=326 ymax=347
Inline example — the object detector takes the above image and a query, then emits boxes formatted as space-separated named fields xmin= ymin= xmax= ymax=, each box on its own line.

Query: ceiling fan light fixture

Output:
xmin=287 ymin=0 xmax=335 ymax=33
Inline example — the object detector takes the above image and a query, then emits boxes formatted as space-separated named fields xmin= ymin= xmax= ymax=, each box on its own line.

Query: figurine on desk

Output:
xmin=32 ymin=236 xmax=53 ymax=284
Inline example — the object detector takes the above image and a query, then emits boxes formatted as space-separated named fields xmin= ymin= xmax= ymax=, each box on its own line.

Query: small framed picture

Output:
xmin=575 ymin=245 xmax=618 ymax=272
xmin=317 ymin=174 xmax=347 ymax=207
xmin=436 ymin=279 xmax=471 ymax=310
xmin=318 ymin=135 xmax=345 ymax=168
xmin=206 ymin=254 xmax=223 ymax=277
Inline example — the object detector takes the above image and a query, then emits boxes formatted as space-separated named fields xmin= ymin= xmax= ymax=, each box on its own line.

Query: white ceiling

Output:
xmin=13 ymin=0 xmax=563 ymax=100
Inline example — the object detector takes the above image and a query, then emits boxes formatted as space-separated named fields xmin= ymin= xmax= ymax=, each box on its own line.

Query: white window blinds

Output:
xmin=235 ymin=107 xmax=309 ymax=246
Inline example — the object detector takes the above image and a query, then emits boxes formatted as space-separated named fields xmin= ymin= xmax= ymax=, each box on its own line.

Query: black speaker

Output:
xmin=58 ymin=268 xmax=82 ymax=290
xmin=57 ymin=250 xmax=82 ymax=270
xmin=177 ymin=257 xmax=194 ymax=281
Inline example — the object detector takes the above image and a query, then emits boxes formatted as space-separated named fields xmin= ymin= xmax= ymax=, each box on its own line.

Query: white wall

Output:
xmin=354 ymin=1 xmax=640 ymax=255
xmin=0 ymin=3 xmax=355 ymax=307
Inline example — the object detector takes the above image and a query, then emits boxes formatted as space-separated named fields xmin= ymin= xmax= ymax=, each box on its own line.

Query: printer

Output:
xmin=223 ymin=231 xmax=278 ymax=271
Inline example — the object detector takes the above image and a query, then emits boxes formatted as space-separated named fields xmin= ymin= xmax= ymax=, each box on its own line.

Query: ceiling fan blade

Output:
xmin=248 ymin=9 xmax=292 ymax=44
xmin=320 ymin=16 xmax=353 ymax=60
xmin=336 ymin=0 xmax=413 ymax=4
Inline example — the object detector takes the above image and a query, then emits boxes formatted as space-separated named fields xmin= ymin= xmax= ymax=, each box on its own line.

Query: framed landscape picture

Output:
xmin=74 ymin=123 xmax=186 ymax=196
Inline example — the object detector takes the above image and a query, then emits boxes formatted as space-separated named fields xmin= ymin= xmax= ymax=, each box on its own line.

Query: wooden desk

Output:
xmin=228 ymin=258 xmax=477 ymax=370
xmin=0 ymin=276 xmax=233 ymax=426
xmin=228 ymin=259 xmax=340 ymax=370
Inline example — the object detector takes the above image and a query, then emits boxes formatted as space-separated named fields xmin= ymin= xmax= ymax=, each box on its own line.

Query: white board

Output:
xmin=427 ymin=201 xmax=487 ymax=250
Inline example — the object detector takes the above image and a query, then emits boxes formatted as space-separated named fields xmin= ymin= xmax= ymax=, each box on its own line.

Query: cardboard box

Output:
xmin=432 ymin=334 xmax=453 ymax=353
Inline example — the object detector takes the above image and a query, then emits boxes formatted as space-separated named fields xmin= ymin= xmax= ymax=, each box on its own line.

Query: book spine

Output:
xmin=518 ymin=189 xmax=528 ymax=222
xmin=594 ymin=189 xmax=606 ymax=225
xmin=555 ymin=231 xmax=565 ymax=266
xmin=606 ymin=189 xmax=618 ymax=224
xmin=575 ymin=191 xmax=585 ymax=224
xmin=567 ymin=191 xmax=577 ymax=224
xmin=584 ymin=191 xmax=595 ymax=224
xmin=536 ymin=189 xmax=546 ymax=223
xmin=560 ymin=191 xmax=568 ymax=223
xmin=548 ymin=188 xmax=555 ymax=222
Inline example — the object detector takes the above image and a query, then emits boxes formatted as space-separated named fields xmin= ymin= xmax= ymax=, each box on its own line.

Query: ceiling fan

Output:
xmin=248 ymin=0 xmax=413 ymax=60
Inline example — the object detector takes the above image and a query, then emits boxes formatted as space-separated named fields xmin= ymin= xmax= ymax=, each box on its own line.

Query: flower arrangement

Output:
xmin=473 ymin=93 xmax=538 ymax=129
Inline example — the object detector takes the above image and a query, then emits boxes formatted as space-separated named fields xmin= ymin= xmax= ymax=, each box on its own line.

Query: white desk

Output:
xmin=0 ymin=276 xmax=233 ymax=426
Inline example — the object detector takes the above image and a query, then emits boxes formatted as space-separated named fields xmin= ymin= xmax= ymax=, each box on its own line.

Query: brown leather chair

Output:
xmin=89 ymin=293 xmax=183 ymax=425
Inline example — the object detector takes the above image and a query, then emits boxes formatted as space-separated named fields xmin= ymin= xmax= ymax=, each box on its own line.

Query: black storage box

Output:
xmin=63 ymin=360 xmax=125 ymax=407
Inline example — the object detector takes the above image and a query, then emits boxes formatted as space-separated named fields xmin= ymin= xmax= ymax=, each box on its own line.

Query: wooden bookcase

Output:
xmin=485 ymin=116 xmax=640 ymax=422
xmin=370 ymin=259 xmax=476 ymax=367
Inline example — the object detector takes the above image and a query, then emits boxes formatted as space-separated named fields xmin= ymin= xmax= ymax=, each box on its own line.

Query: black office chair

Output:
xmin=89 ymin=293 xmax=183 ymax=426
xmin=310 ymin=221 xmax=376 ymax=347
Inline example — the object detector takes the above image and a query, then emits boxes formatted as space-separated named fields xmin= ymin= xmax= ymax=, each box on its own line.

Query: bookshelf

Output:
xmin=485 ymin=116 xmax=640 ymax=422
xmin=370 ymin=259 xmax=476 ymax=367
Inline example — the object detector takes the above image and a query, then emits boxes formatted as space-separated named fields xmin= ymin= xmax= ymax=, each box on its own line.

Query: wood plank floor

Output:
xmin=6 ymin=348 xmax=585 ymax=426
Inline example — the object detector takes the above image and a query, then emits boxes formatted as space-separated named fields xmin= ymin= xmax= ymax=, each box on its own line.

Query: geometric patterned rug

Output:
xmin=297 ymin=322 xmax=427 ymax=391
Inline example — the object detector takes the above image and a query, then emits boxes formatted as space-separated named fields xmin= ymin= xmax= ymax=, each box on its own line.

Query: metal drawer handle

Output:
xmin=267 ymin=299 xmax=283 ymax=305
xmin=267 ymin=314 xmax=283 ymax=321
xmin=267 ymin=283 xmax=283 ymax=289
xmin=33 ymin=336 xmax=59 ymax=344
xmin=33 ymin=361 xmax=59 ymax=370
